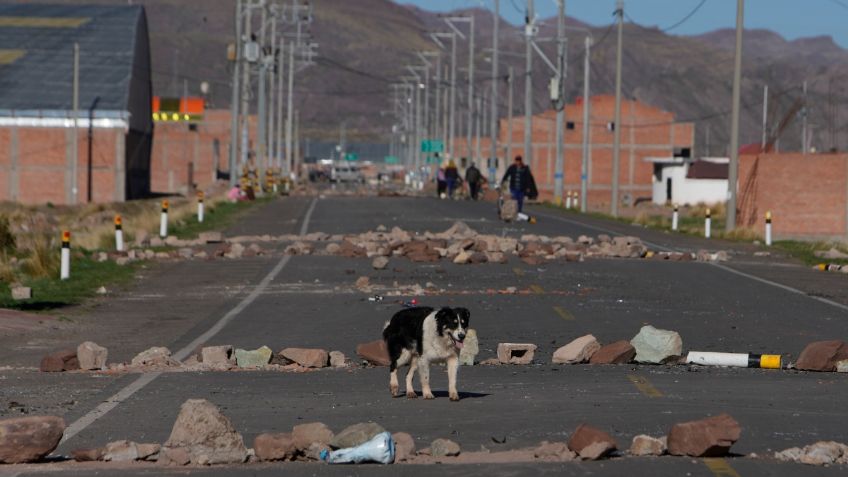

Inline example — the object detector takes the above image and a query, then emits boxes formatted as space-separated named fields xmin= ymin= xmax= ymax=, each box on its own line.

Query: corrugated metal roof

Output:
xmin=0 ymin=3 xmax=143 ymax=112
xmin=686 ymin=160 xmax=729 ymax=180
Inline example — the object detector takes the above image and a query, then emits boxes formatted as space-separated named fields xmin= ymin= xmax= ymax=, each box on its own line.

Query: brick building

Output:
xmin=0 ymin=4 xmax=152 ymax=204
xmin=499 ymin=95 xmax=694 ymax=207
xmin=738 ymin=153 xmax=848 ymax=240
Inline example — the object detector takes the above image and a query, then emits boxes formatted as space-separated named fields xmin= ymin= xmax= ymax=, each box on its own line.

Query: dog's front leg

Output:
xmin=405 ymin=355 xmax=419 ymax=398
xmin=447 ymin=355 xmax=460 ymax=401
xmin=389 ymin=368 xmax=399 ymax=397
xmin=417 ymin=358 xmax=434 ymax=399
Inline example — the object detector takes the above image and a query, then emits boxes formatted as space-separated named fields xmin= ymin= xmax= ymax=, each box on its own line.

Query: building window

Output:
xmin=566 ymin=121 xmax=575 ymax=130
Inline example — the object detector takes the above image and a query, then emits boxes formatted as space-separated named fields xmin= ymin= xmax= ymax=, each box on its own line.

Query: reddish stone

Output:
xmin=40 ymin=349 xmax=77 ymax=372
xmin=567 ymin=423 xmax=618 ymax=460
xmin=339 ymin=240 xmax=366 ymax=258
xmin=795 ymin=340 xmax=848 ymax=372
xmin=254 ymin=433 xmax=297 ymax=461
xmin=292 ymin=422 xmax=334 ymax=451
xmin=667 ymin=414 xmax=741 ymax=457
xmin=279 ymin=348 xmax=329 ymax=368
xmin=589 ymin=340 xmax=636 ymax=364
xmin=71 ymin=447 xmax=104 ymax=462
xmin=356 ymin=340 xmax=391 ymax=366
xmin=0 ymin=416 xmax=66 ymax=464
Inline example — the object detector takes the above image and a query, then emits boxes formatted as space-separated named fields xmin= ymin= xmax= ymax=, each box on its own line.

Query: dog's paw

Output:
xmin=423 ymin=392 xmax=435 ymax=400
xmin=405 ymin=391 xmax=418 ymax=399
xmin=449 ymin=392 xmax=460 ymax=402
xmin=389 ymin=384 xmax=399 ymax=397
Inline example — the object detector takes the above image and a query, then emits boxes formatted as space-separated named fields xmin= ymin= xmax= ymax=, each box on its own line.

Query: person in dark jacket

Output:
xmin=445 ymin=160 xmax=460 ymax=198
xmin=465 ymin=162 xmax=482 ymax=200
xmin=501 ymin=155 xmax=537 ymax=212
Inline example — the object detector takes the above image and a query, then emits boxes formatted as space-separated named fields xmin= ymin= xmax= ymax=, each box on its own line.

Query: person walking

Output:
xmin=445 ymin=160 xmax=460 ymax=198
xmin=436 ymin=166 xmax=447 ymax=198
xmin=501 ymin=155 xmax=537 ymax=213
xmin=465 ymin=161 xmax=482 ymax=200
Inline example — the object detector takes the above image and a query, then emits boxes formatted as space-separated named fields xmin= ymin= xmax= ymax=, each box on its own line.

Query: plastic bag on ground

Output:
xmin=322 ymin=431 xmax=395 ymax=464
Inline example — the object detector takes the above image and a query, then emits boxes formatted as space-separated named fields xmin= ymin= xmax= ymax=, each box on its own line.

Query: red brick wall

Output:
xmin=739 ymin=153 xmax=848 ymax=239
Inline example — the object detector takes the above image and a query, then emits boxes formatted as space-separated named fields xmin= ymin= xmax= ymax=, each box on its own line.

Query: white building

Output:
xmin=646 ymin=157 xmax=729 ymax=206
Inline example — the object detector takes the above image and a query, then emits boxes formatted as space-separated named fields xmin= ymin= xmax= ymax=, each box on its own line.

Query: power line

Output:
xmin=663 ymin=0 xmax=707 ymax=32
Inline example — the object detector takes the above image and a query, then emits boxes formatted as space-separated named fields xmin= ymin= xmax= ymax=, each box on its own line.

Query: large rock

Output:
xmin=552 ymin=335 xmax=600 ymax=364
xmin=393 ymin=432 xmax=416 ymax=462
xmin=253 ymin=433 xmax=297 ymax=461
xmin=234 ymin=346 xmax=272 ymax=368
xmin=77 ymin=341 xmax=108 ymax=370
xmin=667 ymin=414 xmax=741 ymax=457
xmin=496 ymin=343 xmax=537 ymax=365
xmin=329 ymin=351 xmax=346 ymax=368
xmin=459 ymin=329 xmax=479 ymax=365
xmin=372 ymin=256 xmax=389 ymax=270
xmin=356 ymin=340 xmax=391 ymax=366
xmin=431 ymin=438 xmax=461 ymax=457
xmin=280 ymin=348 xmax=329 ymax=368
xmin=630 ymin=435 xmax=667 ymax=456
xmin=40 ymin=349 xmax=79 ymax=372
xmin=776 ymin=441 xmax=848 ymax=466
xmin=443 ymin=221 xmax=476 ymax=239
xmin=329 ymin=422 xmax=386 ymax=449
xmin=0 ymin=416 xmax=66 ymax=464
xmin=71 ymin=447 xmax=104 ymax=462
xmin=589 ymin=340 xmax=636 ymax=364
xmin=201 ymin=345 xmax=234 ymax=366
xmin=103 ymin=440 xmax=139 ymax=462
xmin=567 ymin=424 xmax=617 ymax=460
xmin=292 ymin=422 xmax=334 ymax=451
xmin=795 ymin=340 xmax=848 ymax=372
xmin=162 ymin=399 xmax=248 ymax=465
xmin=131 ymin=346 xmax=180 ymax=367
xmin=630 ymin=326 xmax=683 ymax=364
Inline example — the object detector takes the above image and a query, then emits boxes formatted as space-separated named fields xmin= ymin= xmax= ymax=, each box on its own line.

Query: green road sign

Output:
xmin=344 ymin=153 xmax=359 ymax=161
xmin=384 ymin=155 xmax=399 ymax=164
xmin=421 ymin=139 xmax=444 ymax=153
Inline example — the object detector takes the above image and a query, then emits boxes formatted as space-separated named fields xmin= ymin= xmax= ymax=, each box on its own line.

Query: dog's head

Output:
xmin=435 ymin=307 xmax=470 ymax=349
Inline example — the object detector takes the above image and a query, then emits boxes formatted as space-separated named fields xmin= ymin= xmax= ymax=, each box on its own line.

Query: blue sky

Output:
xmin=397 ymin=0 xmax=848 ymax=47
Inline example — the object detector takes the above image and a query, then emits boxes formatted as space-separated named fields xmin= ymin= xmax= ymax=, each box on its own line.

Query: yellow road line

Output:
xmin=703 ymin=458 xmax=741 ymax=477
xmin=0 ymin=49 xmax=25 ymax=65
xmin=627 ymin=374 xmax=663 ymax=398
xmin=553 ymin=306 xmax=574 ymax=321
xmin=512 ymin=267 xmax=525 ymax=277
xmin=529 ymin=284 xmax=544 ymax=294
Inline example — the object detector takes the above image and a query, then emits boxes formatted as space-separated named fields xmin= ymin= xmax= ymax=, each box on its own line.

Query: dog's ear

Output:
xmin=435 ymin=307 xmax=454 ymax=335
xmin=454 ymin=307 xmax=470 ymax=326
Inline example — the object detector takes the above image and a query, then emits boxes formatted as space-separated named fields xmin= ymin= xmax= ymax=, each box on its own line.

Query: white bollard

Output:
xmin=197 ymin=191 xmax=205 ymax=223
xmin=60 ymin=231 xmax=70 ymax=280
xmin=114 ymin=215 xmax=124 ymax=252
xmin=565 ymin=191 xmax=572 ymax=209
xmin=160 ymin=200 xmax=169 ymax=238
xmin=671 ymin=204 xmax=679 ymax=231
xmin=765 ymin=211 xmax=772 ymax=246
xmin=686 ymin=351 xmax=781 ymax=369
xmin=572 ymin=192 xmax=579 ymax=210
xmin=704 ymin=208 xmax=711 ymax=239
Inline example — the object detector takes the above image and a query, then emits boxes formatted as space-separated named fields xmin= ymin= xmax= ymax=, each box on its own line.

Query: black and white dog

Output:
xmin=382 ymin=306 xmax=470 ymax=401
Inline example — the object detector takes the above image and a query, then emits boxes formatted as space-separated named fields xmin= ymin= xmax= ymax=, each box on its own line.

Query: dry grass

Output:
xmin=21 ymin=234 xmax=59 ymax=279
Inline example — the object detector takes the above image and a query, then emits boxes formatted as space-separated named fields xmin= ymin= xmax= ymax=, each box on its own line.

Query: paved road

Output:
xmin=3 ymin=195 xmax=848 ymax=476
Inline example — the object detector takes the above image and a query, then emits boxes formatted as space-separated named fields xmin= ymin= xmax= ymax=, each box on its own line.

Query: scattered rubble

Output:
xmin=589 ymin=341 xmax=636 ymax=364
xmin=630 ymin=325 xmax=682 ymax=364
xmin=392 ymin=432 xmax=416 ymax=462
xmin=292 ymin=422 xmax=334 ymax=451
xmin=795 ymin=340 xmax=848 ymax=372
xmin=40 ymin=349 xmax=79 ymax=372
xmin=533 ymin=441 xmax=576 ymax=461
xmin=552 ymin=335 xmax=600 ymax=364
xmin=356 ymin=340 xmax=391 ymax=366
xmin=497 ymin=343 xmax=537 ymax=365
xmin=630 ymin=435 xmax=667 ymax=456
xmin=279 ymin=348 xmax=329 ymax=368
xmin=667 ymin=413 xmax=740 ymax=457
xmin=775 ymin=441 xmax=848 ymax=466
xmin=330 ymin=422 xmax=386 ymax=449
xmin=77 ymin=341 xmax=108 ymax=370
xmin=431 ymin=438 xmax=461 ymax=457
xmin=162 ymin=399 xmax=249 ymax=465
xmin=234 ymin=346 xmax=273 ymax=368
xmin=131 ymin=347 xmax=181 ymax=367
xmin=253 ymin=433 xmax=297 ymax=462
xmin=567 ymin=424 xmax=617 ymax=461
xmin=0 ymin=416 xmax=65 ymax=464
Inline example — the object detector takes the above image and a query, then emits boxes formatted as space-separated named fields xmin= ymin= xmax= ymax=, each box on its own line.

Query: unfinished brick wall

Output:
xmin=738 ymin=153 xmax=848 ymax=239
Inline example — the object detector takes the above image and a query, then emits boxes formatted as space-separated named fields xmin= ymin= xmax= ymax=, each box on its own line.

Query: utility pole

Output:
xmin=761 ymin=84 xmax=768 ymax=148
xmin=611 ymin=0 xmax=623 ymax=217
xmin=553 ymin=0 xmax=566 ymax=205
xmin=726 ymin=0 xmax=744 ymax=232
xmin=228 ymin=0 xmax=242 ymax=186
xmin=276 ymin=38 xmax=285 ymax=170
xmin=524 ymin=0 xmax=535 ymax=167
xmin=468 ymin=15 xmax=475 ymax=162
xmin=285 ymin=37 xmax=295 ymax=176
xmin=71 ymin=43 xmax=80 ymax=204
xmin=490 ymin=0 xmax=499 ymax=172
xmin=267 ymin=8 xmax=277 ymax=171
xmin=239 ymin=0 xmax=253 ymax=168
xmin=802 ymin=80 xmax=808 ymax=154
xmin=256 ymin=2 xmax=268 ymax=182
xmin=475 ymin=94 xmax=482 ymax=162
xmin=294 ymin=108 xmax=300 ymax=172
xmin=580 ymin=35 xmax=591 ymax=212
xmin=507 ymin=66 xmax=514 ymax=168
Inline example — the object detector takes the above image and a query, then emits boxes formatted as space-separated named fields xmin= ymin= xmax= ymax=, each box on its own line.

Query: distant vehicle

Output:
xmin=331 ymin=163 xmax=364 ymax=183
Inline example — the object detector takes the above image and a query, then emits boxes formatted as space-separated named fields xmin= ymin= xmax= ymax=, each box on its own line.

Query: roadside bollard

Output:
xmin=572 ymin=192 xmax=579 ymax=210
xmin=565 ymin=191 xmax=572 ymax=209
xmin=60 ymin=231 xmax=71 ymax=280
xmin=160 ymin=200 xmax=169 ymax=238
xmin=672 ymin=204 xmax=679 ymax=231
xmin=686 ymin=351 xmax=781 ymax=369
xmin=704 ymin=208 xmax=711 ymax=239
xmin=197 ymin=191 xmax=205 ymax=223
xmin=765 ymin=211 xmax=772 ymax=246
xmin=114 ymin=215 xmax=124 ymax=252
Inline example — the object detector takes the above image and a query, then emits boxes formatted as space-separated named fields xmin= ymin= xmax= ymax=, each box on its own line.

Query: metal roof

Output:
xmin=0 ymin=3 xmax=144 ymax=112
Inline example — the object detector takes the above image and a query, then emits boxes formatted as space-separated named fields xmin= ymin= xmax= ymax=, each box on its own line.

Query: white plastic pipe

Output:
xmin=572 ymin=193 xmax=578 ymax=209
xmin=115 ymin=229 xmax=123 ymax=252
xmin=160 ymin=201 xmax=168 ymax=238
xmin=672 ymin=205 xmax=679 ymax=231
xmin=705 ymin=209 xmax=712 ymax=239
xmin=687 ymin=351 xmax=748 ymax=368
xmin=565 ymin=192 xmax=572 ymax=209
xmin=198 ymin=202 xmax=205 ymax=223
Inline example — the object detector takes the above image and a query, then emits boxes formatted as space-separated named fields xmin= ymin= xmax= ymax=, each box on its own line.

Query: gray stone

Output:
xmin=131 ymin=347 xmax=180 ymax=367
xmin=292 ymin=422 xmax=334 ymax=451
xmin=459 ymin=329 xmax=479 ymax=365
xmin=630 ymin=325 xmax=683 ymax=364
xmin=77 ymin=341 xmax=108 ymax=370
xmin=234 ymin=346 xmax=272 ymax=368
xmin=329 ymin=422 xmax=386 ymax=449
xmin=496 ymin=343 xmax=537 ymax=365
xmin=552 ymin=335 xmax=601 ymax=364
xmin=392 ymin=432 xmax=415 ymax=462
xmin=431 ymin=438 xmax=461 ymax=457
xmin=799 ymin=441 xmax=848 ymax=466
xmin=372 ymin=256 xmax=389 ymax=270
xmin=11 ymin=286 xmax=32 ymax=300
xmin=201 ymin=345 xmax=234 ymax=366
xmin=163 ymin=399 xmax=248 ymax=465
